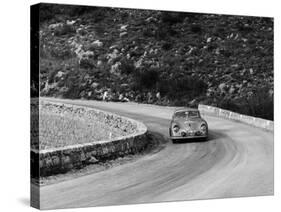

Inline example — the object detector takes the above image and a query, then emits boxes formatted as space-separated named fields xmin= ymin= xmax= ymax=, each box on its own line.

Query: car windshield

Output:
xmin=174 ymin=111 xmax=200 ymax=119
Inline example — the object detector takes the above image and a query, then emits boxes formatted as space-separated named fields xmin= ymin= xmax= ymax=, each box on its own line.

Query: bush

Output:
xmin=162 ymin=41 xmax=173 ymax=50
xmin=62 ymin=69 xmax=81 ymax=99
xmin=190 ymin=24 xmax=202 ymax=34
xmin=216 ymin=86 xmax=273 ymax=120
xmin=158 ymin=75 xmax=208 ymax=105
xmin=48 ymin=69 xmax=58 ymax=84
xmin=155 ymin=24 xmax=169 ymax=40
xmin=161 ymin=12 xmax=186 ymax=24
xmin=120 ymin=59 xmax=135 ymax=75
xmin=39 ymin=4 xmax=61 ymax=22
xmin=39 ymin=4 xmax=106 ymax=23
xmin=54 ymin=24 xmax=76 ymax=36
xmin=244 ymin=86 xmax=273 ymax=120
xmin=217 ymin=96 xmax=240 ymax=112
xmin=132 ymin=68 xmax=159 ymax=90
xmin=49 ymin=46 xmax=73 ymax=59
xmin=79 ymin=58 xmax=95 ymax=69
xmin=143 ymin=27 xmax=154 ymax=37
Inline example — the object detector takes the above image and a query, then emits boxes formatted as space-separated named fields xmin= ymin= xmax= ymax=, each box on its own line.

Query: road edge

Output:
xmin=198 ymin=104 xmax=274 ymax=131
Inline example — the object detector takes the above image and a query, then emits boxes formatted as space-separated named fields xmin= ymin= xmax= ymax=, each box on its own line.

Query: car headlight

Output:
xmin=200 ymin=124 xmax=207 ymax=133
xmin=172 ymin=124 xmax=180 ymax=133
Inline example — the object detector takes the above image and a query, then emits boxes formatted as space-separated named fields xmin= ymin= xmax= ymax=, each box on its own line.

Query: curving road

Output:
xmin=38 ymin=98 xmax=273 ymax=209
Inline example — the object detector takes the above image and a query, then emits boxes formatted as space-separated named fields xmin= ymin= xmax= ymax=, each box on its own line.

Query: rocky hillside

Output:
xmin=37 ymin=4 xmax=273 ymax=120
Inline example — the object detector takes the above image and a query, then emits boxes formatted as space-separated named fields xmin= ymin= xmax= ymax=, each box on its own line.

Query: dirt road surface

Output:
xmin=38 ymin=98 xmax=273 ymax=209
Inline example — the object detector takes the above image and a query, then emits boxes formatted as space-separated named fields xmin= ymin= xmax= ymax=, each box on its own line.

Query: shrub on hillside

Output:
xmin=132 ymin=68 xmax=159 ymax=90
xmin=79 ymin=58 xmax=95 ymax=69
xmin=38 ymin=6 xmax=273 ymax=120
xmin=215 ymin=86 xmax=273 ymax=120
xmin=171 ymin=76 xmax=206 ymax=99
xmin=53 ymin=24 xmax=76 ymax=36
xmin=62 ymin=69 xmax=81 ymax=99
xmin=39 ymin=4 xmax=107 ymax=23
xmin=217 ymin=96 xmax=240 ymax=112
xmin=158 ymin=75 xmax=208 ymax=106
xmin=47 ymin=69 xmax=58 ymax=84
xmin=49 ymin=46 xmax=73 ymax=59
xmin=162 ymin=41 xmax=173 ymax=50
xmin=120 ymin=59 xmax=135 ymax=75
xmin=243 ymin=86 xmax=273 ymax=120
xmin=143 ymin=27 xmax=155 ymax=37
xmin=190 ymin=24 xmax=202 ymax=34
xmin=39 ymin=4 xmax=62 ymax=22
xmin=154 ymin=23 xmax=180 ymax=40
xmin=161 ymin=12 xmax=187 ymax=24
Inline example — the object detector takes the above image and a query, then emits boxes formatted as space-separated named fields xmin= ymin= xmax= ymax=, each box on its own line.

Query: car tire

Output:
xmin=172 ymin=139 xmax=178 ymax=144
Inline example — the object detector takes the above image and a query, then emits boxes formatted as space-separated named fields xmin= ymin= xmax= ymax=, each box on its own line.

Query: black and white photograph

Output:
xmin=30 ymin=2 xmax=274 ymax=210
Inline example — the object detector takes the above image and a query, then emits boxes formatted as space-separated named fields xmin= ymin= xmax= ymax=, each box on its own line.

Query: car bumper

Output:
xmin=170 ymin=129 xmax=208 ymax=139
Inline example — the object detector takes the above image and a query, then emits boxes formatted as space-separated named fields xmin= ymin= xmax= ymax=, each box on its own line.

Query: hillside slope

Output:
xmin=37 ymin=4 xmax=273 ymax=120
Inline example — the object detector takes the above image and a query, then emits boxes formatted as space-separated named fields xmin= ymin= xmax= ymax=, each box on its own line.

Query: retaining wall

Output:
xmin=198 ymin=104 xmax=274 ymax=131
xmin=31 ymin=101 xmax=148 ymax=177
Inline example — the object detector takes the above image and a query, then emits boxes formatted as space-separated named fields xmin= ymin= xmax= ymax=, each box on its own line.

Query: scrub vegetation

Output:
xmin=36 ymin=4 xmax=273 ymax=120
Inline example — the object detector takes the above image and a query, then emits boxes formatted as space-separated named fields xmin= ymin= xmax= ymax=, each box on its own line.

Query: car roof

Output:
xmin=174 ymin=107 xmax=199 ymax=113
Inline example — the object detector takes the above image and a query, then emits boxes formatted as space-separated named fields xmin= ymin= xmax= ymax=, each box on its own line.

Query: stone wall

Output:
xmin=198 ymin=104 xmax=273 ymax=131
xmin=31 ymin=101 xmax=148 ymax=177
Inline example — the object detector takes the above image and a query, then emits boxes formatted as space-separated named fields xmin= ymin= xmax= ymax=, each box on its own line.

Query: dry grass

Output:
xmin=31 ymin=102 xmax=137 ymax=150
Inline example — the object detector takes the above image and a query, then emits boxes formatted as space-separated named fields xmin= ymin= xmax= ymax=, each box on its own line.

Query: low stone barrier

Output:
xmin=198 ymin=104 xmax=274 ymax=131
xmin=31 ymin=101 xmax=148 ymax=177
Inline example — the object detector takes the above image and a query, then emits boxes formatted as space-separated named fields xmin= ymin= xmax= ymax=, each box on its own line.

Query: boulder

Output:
xmin=97 ymin=60 xmax=103 ymax=67
xmin=120 ymin=32 xmax=128 ymax=38
xmin=55 ymin=71 xmax=65 ymax=78
xmin=145 ymin=17 xmax=157 ymax=23
xmin=107 ymin=49 xmax=119 ymax=64
xmin=134 ymin=58 xmax=143 ymax=68
xmin=249 ymin=68 xmax=254 ymax=75
xmin=76 ymin=28 xmax=87 ymax=36
xmin=120 ymin=83 xmax=129 ymax=88
xmin=110 ymin=62 xmax=121 ymax=75
xmin=120 ymin=24 xmax=128 ymax=31
xmin=66 ymin=20 xmax=76 ymax=25
xmin=218 ymin=83 xmax=227 ymax=93
xmin=91 ymin=40 xmax=103 ymax=48
xmin=91 ymin=82 xmax=99 ymax=88
xmin=109 ymin=45 xmax=119 ymax=50
xmin=48 ymin=22 xmax=63 ymax=29
xmin=229 ymin=86 xmax=236 ymax=94
xmin=87 ymin=156 xmax=99 ymax=164
xmin=189 ymin=99 xmax=198 ymax=107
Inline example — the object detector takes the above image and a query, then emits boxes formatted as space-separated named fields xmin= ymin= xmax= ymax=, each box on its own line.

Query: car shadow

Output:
xmin=172 ymin=137 xmax=208 ymax=144
xmin=144 ymin=130 xmax=170 ymax=154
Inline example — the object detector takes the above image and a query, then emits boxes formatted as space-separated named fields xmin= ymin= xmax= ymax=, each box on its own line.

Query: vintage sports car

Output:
xmin=169 ymin=108 xmax=208 ymax=143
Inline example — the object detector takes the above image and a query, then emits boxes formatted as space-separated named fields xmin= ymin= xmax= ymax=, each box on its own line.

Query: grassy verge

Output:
xmin=32 ymin=102 xmax=138 ymax=150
